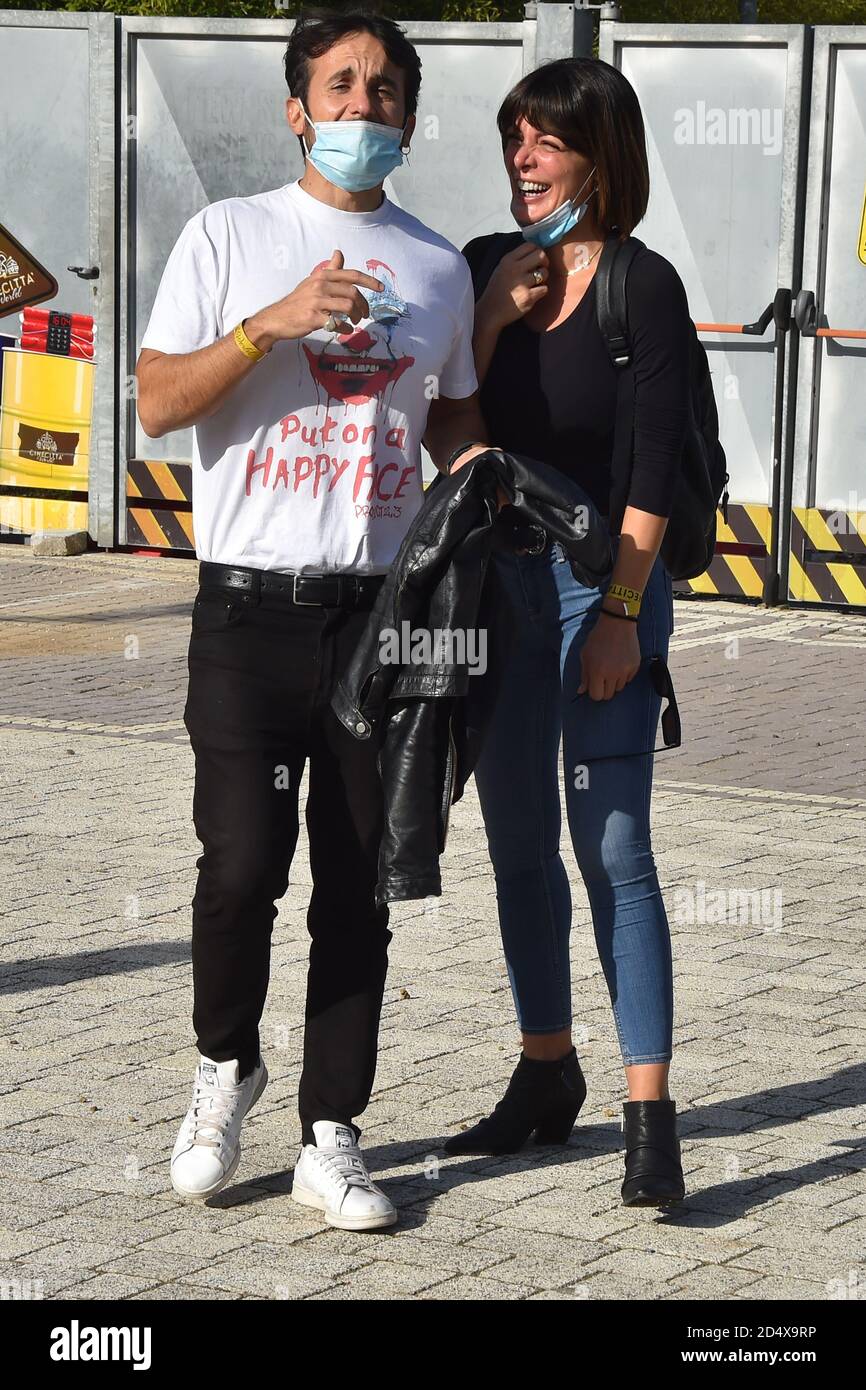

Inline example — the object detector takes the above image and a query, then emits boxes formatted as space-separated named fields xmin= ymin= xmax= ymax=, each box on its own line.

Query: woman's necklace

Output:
xmin=565 ymin=243 xmax=603 ymax=277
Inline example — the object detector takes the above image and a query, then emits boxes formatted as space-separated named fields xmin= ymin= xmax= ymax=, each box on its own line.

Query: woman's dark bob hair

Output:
xmin=497 ymin=58 xmax=649 ymax=240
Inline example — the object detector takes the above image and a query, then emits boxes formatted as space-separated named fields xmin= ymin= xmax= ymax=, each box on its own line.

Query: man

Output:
xmin=136 ymin=8 xmax=491 ymax=1231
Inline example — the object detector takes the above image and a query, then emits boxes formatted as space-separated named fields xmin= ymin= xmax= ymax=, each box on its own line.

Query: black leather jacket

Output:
xmin=330 ymin=447 xmax=613 ymax=906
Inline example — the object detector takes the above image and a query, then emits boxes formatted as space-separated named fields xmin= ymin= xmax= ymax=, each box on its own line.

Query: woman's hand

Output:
xmin=577 ymin=610 xmax=642 ymax=701
xmin=477 ymin=243 xmax=549 ymax=332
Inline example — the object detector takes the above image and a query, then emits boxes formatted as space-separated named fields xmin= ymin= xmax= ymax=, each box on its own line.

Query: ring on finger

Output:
xmin=323 ymin=312 xmax=339 ymax=332
xmin=531 ymin=267 xmax=544 ymax=285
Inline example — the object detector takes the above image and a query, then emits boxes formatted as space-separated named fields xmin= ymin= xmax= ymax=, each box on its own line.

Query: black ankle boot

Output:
xmin=444 ymin=1048 xmax=587 ymax=1156
xmin=621 ymin=1099 xmax=685 ymax=1206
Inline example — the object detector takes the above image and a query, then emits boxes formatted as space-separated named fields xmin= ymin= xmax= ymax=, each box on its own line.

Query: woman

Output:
xmin=444 ymin=57 xmax=691 ymax=1207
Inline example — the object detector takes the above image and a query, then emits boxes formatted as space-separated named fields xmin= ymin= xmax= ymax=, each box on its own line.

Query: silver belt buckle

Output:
xmin=292 ymin=573 xmax=321 ymax=606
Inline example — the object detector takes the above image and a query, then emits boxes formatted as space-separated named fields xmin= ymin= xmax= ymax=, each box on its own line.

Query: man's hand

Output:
xmin=448 ymin=444 xmax=510 ymax=511
xmin=448 ymin=443 xmax=493 ymax=473
xmin=245 ymin=250 xmax=384 ymax=349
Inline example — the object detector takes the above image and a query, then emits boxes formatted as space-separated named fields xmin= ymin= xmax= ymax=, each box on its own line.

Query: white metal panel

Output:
xmin=600 ymin=24 xmax=807 ymax=513
xmin=792 ymin=29 xmax=866 ymax=513
xmin=0 ymin=10 xmax=115 ymax=546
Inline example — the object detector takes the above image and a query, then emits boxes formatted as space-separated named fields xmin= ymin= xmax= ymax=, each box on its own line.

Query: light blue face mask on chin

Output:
xmin=519 ymin=166 xmax=597 ymax=248
xmin=298 ymin=97 xmax=408 ymax=193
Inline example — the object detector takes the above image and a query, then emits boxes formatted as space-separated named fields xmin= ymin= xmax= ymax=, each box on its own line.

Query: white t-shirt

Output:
xmin=140 ymin=178 xmax=478 ymax=574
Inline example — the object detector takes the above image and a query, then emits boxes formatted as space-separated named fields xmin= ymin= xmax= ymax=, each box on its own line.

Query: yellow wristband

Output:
xmin=606 ymin=582 xmax=643 ymax=617
xmin=233 ymin=320 xmax=267 ymax=362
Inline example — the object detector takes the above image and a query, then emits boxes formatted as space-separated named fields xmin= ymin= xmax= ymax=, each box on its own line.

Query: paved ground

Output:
xmin=1 ymin=545 xmax=864 ymax=1302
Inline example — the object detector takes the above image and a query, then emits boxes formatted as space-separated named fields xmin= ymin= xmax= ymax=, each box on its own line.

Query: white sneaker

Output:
xmin=170 ymin=1054 xmax=268 ymax=1201
xmin=291 ymin=1120 xmax=397 ymax=1230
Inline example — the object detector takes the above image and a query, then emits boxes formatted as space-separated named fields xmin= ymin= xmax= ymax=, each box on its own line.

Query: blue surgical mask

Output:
xmin=298 ymin=98 xmax=408 ymax=193
xmin=520 ymin=167 xmax=597 ymax=248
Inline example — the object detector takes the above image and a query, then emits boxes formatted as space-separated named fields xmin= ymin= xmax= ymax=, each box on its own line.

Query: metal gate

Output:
xmin=1 ymin=10 xmax=864 ymax=611
xmin=788 ymin=27 xmax=866 ymax=607
xmin=600 ymin=21 xmax=810 ymax=605
xmin=601 ymin=20 xmax=866 ymax=611
xmin=0 ymin=9 xmax=115 ymax=547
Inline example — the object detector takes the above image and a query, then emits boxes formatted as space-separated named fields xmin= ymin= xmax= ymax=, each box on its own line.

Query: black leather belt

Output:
xmin=199 ymin=561 xmax=387 ymax=609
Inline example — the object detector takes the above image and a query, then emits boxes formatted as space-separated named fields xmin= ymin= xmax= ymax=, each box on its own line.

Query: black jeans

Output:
xmin=182 ymin=578 xmax=391 ymax=1145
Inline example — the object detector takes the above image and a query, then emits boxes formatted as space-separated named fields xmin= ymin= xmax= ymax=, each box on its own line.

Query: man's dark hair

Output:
xmin=497 ymin=58 xmax=650 ymax=239
xmin=284 ymin=6 xmax=422 ymax=130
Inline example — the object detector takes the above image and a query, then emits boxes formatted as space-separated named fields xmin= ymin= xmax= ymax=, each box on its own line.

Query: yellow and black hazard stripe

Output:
xmin=676 ymin=503 xmax=866 ymax=608
xmin=126 ymin=459 xmax=195 ymax=551
xmin=121 ymin=472 xmax=866 ymax=610
xmin=788 ymin=507 xmax=866 ymax=607
xmin=675 ymin=503 xmax=770 ymax=600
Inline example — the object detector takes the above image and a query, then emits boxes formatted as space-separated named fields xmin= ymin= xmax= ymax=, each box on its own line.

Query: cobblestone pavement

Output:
xmin=1 ymin=546 xmax=864 ymax=1302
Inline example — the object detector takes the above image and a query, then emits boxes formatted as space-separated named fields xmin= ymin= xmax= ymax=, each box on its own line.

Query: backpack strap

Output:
xmin=595 ymin=233 xmax=644 ymax=534
xmin=596 ymin=233 xmax=643 ymax=366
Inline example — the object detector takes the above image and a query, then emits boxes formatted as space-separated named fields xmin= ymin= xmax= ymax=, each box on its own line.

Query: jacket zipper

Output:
xmin=441 ymin=711 xmax=457 ymax=843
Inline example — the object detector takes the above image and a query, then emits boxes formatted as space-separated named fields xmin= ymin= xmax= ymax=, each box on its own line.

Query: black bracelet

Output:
xmin=445 ymin=440 xmax=485 ymax=475
xmin=599 ymin=606 xmax=639 ymax=624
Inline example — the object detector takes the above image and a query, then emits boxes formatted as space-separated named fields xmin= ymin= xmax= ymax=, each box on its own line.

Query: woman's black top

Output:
xmin=461 ymin=234 xmax=692 ymax=520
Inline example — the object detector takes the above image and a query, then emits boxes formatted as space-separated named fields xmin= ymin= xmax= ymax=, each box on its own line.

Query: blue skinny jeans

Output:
xmin=472 ymin=538 xmax=675 ymax=1065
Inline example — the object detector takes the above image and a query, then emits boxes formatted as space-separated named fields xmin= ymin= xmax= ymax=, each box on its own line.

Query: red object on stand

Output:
xmin=21 ymin=333 xmax=94 ymax=360
xmin=19 ymin=306 xmax=96 ymax=358
xmin=22 ymin=307 xmax=95 ymax=336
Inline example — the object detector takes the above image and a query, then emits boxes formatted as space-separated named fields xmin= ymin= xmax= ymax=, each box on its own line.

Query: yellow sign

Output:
xmin=860 ymin=182 xmax=866 ymax=266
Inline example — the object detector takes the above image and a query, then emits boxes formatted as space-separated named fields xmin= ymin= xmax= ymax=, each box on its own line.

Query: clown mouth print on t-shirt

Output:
xmin=303 ymin=258 xmax=415 ymax=404
xmin=245 ymin=257 xmax=418 ymax=524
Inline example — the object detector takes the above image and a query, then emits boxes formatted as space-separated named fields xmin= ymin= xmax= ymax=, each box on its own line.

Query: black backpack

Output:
xmin=465 ymin=231 xmax=729 ymax=581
